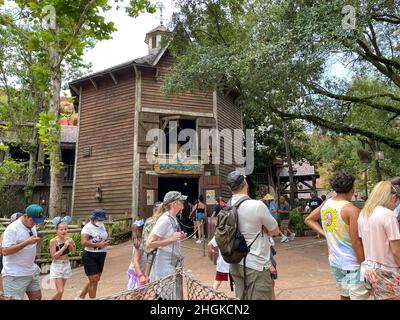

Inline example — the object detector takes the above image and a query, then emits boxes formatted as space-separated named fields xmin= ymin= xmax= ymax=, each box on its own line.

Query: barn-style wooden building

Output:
xmin=69 ymin=25 xmax=242 ymax=219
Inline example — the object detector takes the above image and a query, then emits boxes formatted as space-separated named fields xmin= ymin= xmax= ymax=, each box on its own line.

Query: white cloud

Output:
xmin=85 ymin=0 xmax=177 ymax=73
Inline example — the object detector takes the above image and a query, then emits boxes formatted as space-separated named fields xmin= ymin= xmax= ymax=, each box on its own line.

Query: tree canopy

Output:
xmin=164 ymin=0 xmax=400 ymax=148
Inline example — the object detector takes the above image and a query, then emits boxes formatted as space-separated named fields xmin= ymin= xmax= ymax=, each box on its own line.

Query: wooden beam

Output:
xmin=142 ymin=107 xmax=214 ymax=118
xmin=109 ymin=72 xmax=118 ymax=85
xmin=300 ymin=180 xmax=314 ymax=190
xmin=155 ymin=67 xmax=160 ymax=81
xmin=70 ymin=84 xmax=80 ymax=96
xmin=90 ymin=78 xmax=98 ymax=91
xmin=282 ymin=182 xmax=290 ymax=191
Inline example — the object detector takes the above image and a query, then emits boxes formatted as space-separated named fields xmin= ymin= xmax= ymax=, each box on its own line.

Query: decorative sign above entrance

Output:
xmin=154 ymin=162 xmax=204 ymax=175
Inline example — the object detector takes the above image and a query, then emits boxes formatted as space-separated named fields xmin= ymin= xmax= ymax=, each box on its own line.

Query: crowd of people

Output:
xmin=0 ymin=170 xmax=399 ymax=301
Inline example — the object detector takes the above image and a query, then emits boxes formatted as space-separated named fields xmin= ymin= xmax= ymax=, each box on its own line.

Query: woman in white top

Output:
xmin=76 ymin=208 xmax=110 ymax=300
xmin=146 ymin=191 xmax=187 ymax=299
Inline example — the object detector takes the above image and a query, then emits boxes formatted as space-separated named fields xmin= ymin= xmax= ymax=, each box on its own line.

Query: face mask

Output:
xmin=95 ymin=221 xmax=104 ymax=228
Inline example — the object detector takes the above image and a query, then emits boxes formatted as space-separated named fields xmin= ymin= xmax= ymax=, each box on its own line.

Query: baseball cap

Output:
xmin=25 ymin=204 xmax=45 ymax=224
xmin=10 ymin=212 xmax=23 ymax=223
xmin=90 ymin=208 xmax=107 ymax=221
xmin=163 ymin=191 xmax=187 ymax=205
xmin=226 ymin=170 xmax=246 ymax=189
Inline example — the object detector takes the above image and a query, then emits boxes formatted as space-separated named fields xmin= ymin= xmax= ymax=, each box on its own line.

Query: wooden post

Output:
xmin=124 ymin=212 xmax=128 ymax=233
xmin=108 ymin=215 xmax=113 ymax=240
xmin=282 ymin=118 xmax=295 ymax=207
xmin=132 ymin=66 xmax=142 ymax=222
xmin=175 ymin=270 xmax=184 ymax=300
xmin=71 ymin=86 xmax=82 ymax=217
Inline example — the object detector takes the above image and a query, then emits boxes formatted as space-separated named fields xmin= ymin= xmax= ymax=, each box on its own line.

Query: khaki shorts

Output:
xmin=230 ymin=263 xmax=272 ymax=300
xmin=3 ymin=270 xmax=41 ymax=300
xmin=50 ymin=260 xmax=72 ymax=279
xmin=280 ymin=219 xmax=290 ymax=231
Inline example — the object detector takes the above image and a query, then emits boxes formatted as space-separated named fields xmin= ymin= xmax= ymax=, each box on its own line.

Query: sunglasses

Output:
xmin=29 ymin=230 xmax=33 ymax=236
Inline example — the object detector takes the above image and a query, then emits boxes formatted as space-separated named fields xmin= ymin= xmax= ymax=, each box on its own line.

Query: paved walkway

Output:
xmin=40 ymin=236 xmax=339 ymax=300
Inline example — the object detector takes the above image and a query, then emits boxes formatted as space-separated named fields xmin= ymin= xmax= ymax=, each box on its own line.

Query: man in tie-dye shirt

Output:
xmin=305 ymin=172 xmax=369 ymax=300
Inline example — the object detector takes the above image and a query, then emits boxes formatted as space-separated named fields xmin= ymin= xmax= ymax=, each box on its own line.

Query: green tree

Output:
xmin=0 ymin=0 xmax=155 ymax=216
xmin=163 ymin=0 xmax=400 ymax=148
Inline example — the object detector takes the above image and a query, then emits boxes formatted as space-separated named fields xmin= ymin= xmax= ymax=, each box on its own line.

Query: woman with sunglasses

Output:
xmin=358 ymin=181 xmax=400 ymax=300
xmin=146 ymin=191 xmax=187 ymax=299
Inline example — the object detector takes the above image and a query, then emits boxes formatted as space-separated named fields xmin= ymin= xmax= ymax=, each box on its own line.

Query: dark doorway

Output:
xmin=158 ymin=177 xmax=199 ymax=205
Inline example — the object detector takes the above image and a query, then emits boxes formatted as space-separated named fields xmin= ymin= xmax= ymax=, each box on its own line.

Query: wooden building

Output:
xmin=0 ymin=123 xmax=77 ymax=216
xmin=69 ymin=26 xmax=243 ymax=219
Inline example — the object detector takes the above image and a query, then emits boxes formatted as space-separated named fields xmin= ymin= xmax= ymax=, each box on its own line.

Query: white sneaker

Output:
xmin=195 ymin=239 xmax=202 ymax=244
xmin=269 ymin=237 xmax=275 ymax=247
xmin=74 ymin=296 xmax=84 ymax=300
xmin=290 ymin=233 xmax=296 ymax=241
xmin=280 ymin=236 xmax=289 ymax=243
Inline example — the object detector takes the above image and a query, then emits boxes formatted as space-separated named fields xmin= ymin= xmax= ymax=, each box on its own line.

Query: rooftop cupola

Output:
xmin=144 ymin=24 xmax=167 ymax=54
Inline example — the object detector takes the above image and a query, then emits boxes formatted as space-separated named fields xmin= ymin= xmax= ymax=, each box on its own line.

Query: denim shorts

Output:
xmin=195 ymin=212 xmax=206 ymax=221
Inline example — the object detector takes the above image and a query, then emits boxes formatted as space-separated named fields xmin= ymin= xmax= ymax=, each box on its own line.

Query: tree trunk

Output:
xmin=282 ymin=118 xmax=295 ymax=207
xmin=48 ymin=50 xmax=63 ymax=218
xmin=364 ymin=169 xmax=369 ymax=198
xmin=25 ymin=148 xmax=38 ymax=205
xmin=24 ymin=90 xmax=45 ymax=205
xmin=375 ymin=159 xmax=382 ymax=181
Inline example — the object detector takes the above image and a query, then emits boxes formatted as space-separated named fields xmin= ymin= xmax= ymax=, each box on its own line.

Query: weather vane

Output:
xmin=156 ymin=1 xmax=165 ymax=25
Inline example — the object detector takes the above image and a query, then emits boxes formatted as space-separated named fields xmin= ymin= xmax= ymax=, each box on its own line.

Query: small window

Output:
xmin=83 ymin=146 xmax=92 ymax=157
xmin=152 ymin=36 xmax=157 ymax=49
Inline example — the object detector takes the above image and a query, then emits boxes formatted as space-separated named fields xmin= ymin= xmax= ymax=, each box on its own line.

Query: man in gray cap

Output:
xmin=226 ymin=170 xmax=279 ymax=300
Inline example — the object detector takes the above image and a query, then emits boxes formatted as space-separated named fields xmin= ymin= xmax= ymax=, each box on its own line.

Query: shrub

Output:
xmin=289 ymin=207 xmax=303 ymax=229
xmin=70 ymin=232 xmax=83 ymax=254
xmin=39 ymin=234 xmax=53 ymax=259
xmin=111 ymin=221 xmax=124 ymax=235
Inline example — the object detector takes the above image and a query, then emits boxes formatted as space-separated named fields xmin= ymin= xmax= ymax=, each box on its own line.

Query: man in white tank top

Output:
xmin=305 ymin=172 xmax=369 ymax=300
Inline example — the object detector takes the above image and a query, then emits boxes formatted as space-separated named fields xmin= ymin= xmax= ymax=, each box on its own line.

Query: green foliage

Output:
xmin=71 ymin=232 xmax=83 ymax=254
xmin=39 ymin=234 xmax=53 ymax=259
xmin=111 ymin=221 xmax=124 ymax=235
xmin=165 ymin=0 xmax=400 ymax=149
xmin=36 ymin=112 xmax=63 ymax=170
xmin=0 ymin=156 xmax=27 ymax=190
xmin=289 ymin=207 xmax=302 ymax=230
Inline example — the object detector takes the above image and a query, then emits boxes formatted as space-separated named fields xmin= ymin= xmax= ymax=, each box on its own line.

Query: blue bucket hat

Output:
xmin=25 ymin=204 xmax=45 ymax=224
xmin=90 ymin=208 xmax=107 ymax=221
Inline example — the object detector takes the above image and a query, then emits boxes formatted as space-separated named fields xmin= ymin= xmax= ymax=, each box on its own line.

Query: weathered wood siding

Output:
xmin=141 ymin=53 xmax=213 ymax=114
xmin=217 ymin=93 xmax=243 ymax=199
xmin=73 ymin=72 xmax=135 ymax=217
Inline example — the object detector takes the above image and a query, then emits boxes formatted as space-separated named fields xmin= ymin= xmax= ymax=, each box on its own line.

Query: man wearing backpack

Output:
xmin=225 ymin=171 xmax=280 ymax=300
